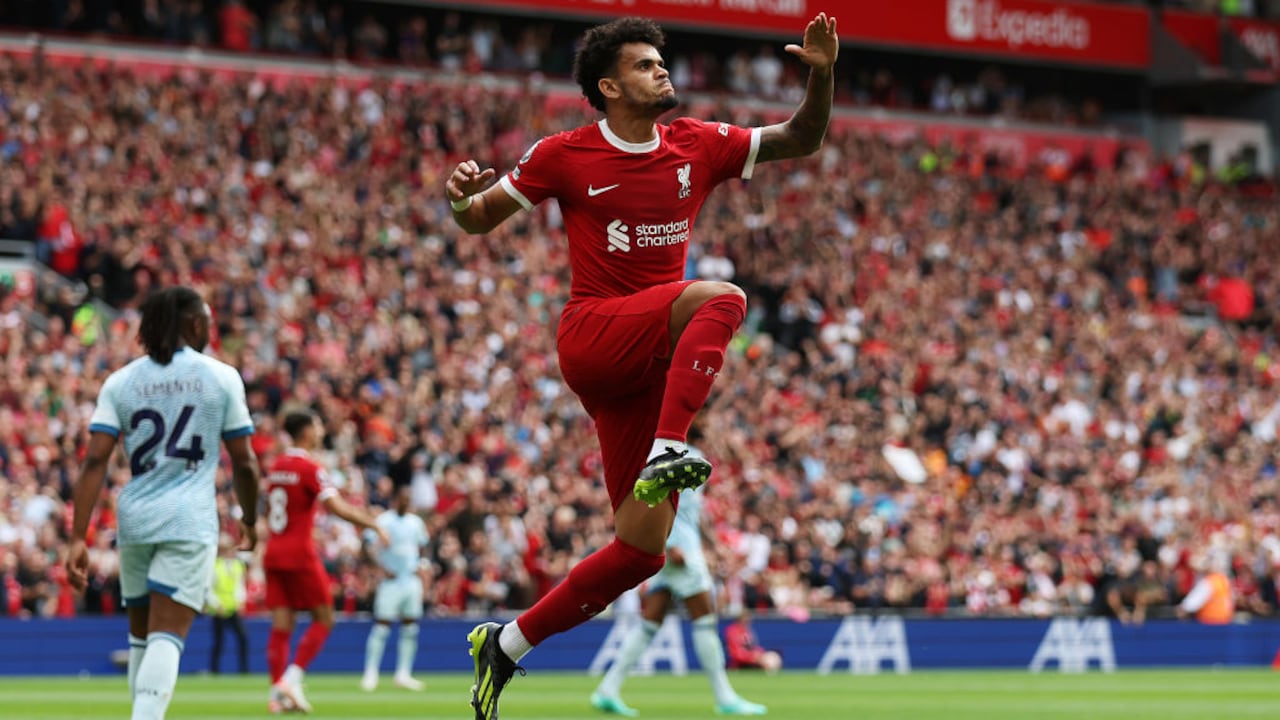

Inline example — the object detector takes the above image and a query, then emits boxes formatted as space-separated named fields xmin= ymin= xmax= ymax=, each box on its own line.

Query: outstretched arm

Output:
xmin=757 ymin=12 xmax=839 ymax=163
xmin=446 ymin=160 xmax=524 ymax=234
xmin=323 ymin=494 xmax=391 ymax=545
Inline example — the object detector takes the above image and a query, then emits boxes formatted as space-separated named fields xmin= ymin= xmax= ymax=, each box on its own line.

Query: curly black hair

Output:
xmin=573 ymin=17 xmax=666 ymax=112
xmin=138 ymin=286 xmax=204 ymax=365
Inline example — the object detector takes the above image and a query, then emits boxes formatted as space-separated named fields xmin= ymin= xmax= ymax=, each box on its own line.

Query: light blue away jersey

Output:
xmin=89 ymin=347 xmax=253 ymax=546
xmin=372 ymin=510 xmax=429 ymax=580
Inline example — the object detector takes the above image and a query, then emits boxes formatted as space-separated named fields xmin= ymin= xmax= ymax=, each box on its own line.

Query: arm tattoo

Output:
xmin=758 ymin=68 xmax=834 ymax=164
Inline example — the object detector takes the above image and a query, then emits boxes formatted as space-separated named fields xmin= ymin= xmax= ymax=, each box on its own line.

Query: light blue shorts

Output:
xmin=647 ymin=560 xmax=712 ymax=599
xmin=373 ymin=576 xmax=424 ymax=621
xmin=119 ymin=541 xmax=217 ymax=612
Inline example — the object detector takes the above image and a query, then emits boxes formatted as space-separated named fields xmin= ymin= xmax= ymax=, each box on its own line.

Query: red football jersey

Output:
xmin=500 ymin=117 xmax=759 ymax=300
xmin=263 ymin=449 xmax=337 ymax=570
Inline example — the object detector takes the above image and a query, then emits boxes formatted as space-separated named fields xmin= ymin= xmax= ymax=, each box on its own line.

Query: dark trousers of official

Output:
xmin=210 ymin=612 xmax=249 ymax=674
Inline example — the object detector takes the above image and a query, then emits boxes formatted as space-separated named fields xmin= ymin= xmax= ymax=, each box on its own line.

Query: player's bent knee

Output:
xmin=701 ymin=288 xmax=747 ymax=330
xmin=709 ymin=282 xmax=746 ymax=302
xmin=621 ymin=544 xmax=667 ymax=590
xmin=557 ymin=539 xmax=665 ymax=619
xmin=696 ymin=287 xmax=746 ymax=323
xmin=271 ymin=608 xmax=296 ymax=632
xmin=685 ymin=281 xmax=744 ymax=307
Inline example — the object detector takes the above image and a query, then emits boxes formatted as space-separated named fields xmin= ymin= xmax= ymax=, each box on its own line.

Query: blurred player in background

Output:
xmin=360 ymin=485 xmax=430 ymax=692
xmin=263 ymin=410 xmax=388 ymax=714
xmin=446 ymin=12 xmax=837 ymax=720
xmin=591 ymin=445 xmax=766 ymax=716
xmin=724 ymin=611 xmax=782 ymax=673
xmin=66 ymin=286 xmax=261 ymax=720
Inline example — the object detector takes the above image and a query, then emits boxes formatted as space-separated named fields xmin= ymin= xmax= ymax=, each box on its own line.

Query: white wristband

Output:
xmin=450 ymin=195 xmax=474 ymax=212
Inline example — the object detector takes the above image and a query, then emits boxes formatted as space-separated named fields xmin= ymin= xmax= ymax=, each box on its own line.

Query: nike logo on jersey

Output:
xmin=587 ymin=183 xmax=621 ymax=197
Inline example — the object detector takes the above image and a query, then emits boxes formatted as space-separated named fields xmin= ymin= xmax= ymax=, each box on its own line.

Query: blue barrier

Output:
xmin=4 ymin=615 xmax=1279 ymax=676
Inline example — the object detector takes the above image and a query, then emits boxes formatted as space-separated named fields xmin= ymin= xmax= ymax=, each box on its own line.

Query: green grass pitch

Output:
xmin=2 ymin=669 xmax=1277 ymax=719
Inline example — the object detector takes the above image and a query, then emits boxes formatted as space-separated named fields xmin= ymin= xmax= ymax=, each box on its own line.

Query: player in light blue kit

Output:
xmin=361 ymin=486 xmax=430 ymax=691
xmin=591 ymin=448 xmax=766 ymax=716
xmin=66 ymin=286 xmax=261 ymax=720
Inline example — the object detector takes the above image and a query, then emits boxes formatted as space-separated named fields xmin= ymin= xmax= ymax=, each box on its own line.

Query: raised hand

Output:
xmin=785 ymin=12 xmax=838 ymax=72
xmin=446 ymin=160 xmax=497 ymax=205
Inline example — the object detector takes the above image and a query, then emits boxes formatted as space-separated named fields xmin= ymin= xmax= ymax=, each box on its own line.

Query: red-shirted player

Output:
xmin=263 ymin=410 xmax=387 ymax=714
xmin=446 ymin=13 xmax=838 ymax=720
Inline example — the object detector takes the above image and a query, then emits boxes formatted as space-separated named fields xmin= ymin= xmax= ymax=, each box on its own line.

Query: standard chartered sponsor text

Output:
xmin=634 ymin=218 xmax=691 ymax=248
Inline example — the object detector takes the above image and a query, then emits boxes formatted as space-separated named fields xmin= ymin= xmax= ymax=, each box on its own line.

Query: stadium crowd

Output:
xmin=5 ymin=2 xmax=1139 ymax=128
xmin=0 ymin=46 xmax=1278 ymax=626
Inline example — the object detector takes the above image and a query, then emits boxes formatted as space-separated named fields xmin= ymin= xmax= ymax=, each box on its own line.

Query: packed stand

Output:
xmin=0 ymin=49 xmax=1278 ymax=623
xmin=3 ymin=3 xmax=1138 ymax=127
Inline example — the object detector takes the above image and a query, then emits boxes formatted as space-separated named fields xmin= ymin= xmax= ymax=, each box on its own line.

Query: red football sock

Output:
xmin=656 ymin=293 xmax=746 ymax=442
xmin=267 ymin=628 xmax=290 ymax=683
xmin=516 ymin=538 xmax=665 ymax=646
xmin=292 ymin=622 xmax=332 ymax=670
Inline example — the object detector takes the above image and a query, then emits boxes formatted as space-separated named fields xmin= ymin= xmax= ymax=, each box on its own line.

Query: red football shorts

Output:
xmin=558 ymin=280 xmax=694 ymax=510
xmin=264 ymin=562 xmax=331 ymax=611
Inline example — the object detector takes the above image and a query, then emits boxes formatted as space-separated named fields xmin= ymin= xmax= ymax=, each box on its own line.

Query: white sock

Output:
xmin=131 ymin=632 xmax=183 ymax=720
xmin=597 ymin=620 xmax=659 ymax=699
xmin=283 ymin=663 xmax=304 ymax=687
xmin=498 ymin=621 xmax=533 ymax=663
xmin=364 ymin=623 xmax=390 ymax=676
xmin=396 ymin=623 xmax=419 ymax=677
xmin=647 ymin=439 xmax=688 ymax=463
xmin=692 ymin=615 xmax=737 ymax=706
xmin=127 ymin=634 xmax=147 ymax=700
